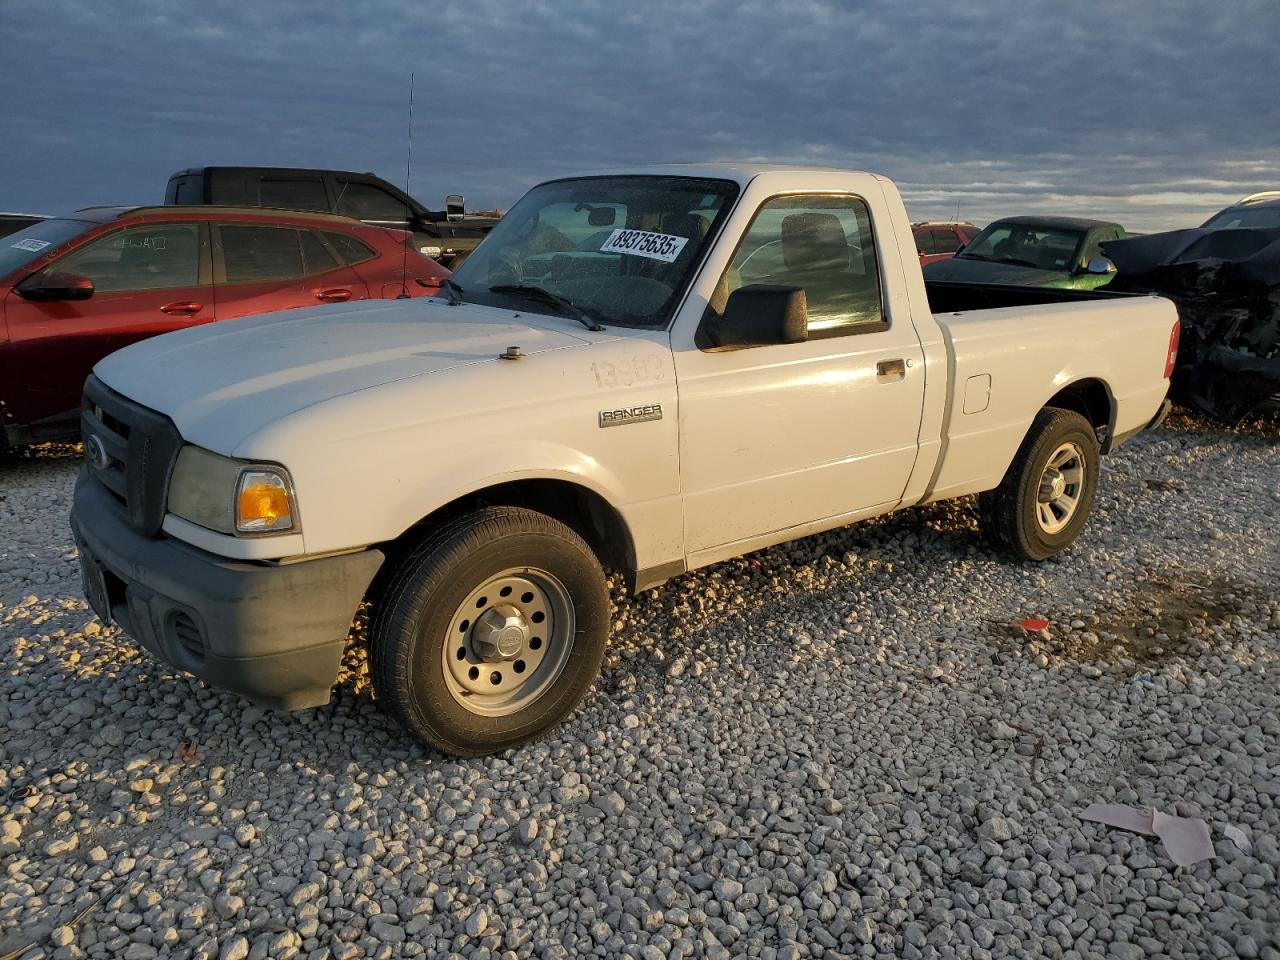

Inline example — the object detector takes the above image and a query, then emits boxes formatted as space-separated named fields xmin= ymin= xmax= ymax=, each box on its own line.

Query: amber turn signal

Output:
xmin=236 ymin=470 xmax=294 ymax=533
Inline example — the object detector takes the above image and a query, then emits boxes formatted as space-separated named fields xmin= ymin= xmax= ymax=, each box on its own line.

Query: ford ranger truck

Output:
xmin=71 ymin=165 xmax=1179 ymax=756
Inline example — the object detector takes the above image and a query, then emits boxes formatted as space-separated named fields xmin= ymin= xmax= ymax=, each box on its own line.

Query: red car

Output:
xmin=0 ymin=206 xmax=448 ymax=447
xmin=912 ymin=221 xmax=980 ymax=266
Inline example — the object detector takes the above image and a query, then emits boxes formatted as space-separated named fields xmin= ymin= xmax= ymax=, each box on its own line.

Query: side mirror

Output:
xmin=445 ymin=195 xmax=465 ymax=221
xmin=1084 ymin=257 xmax=1115 ymax=275
xmin=18 ymin=270 xmax=94 ymax=302
xmin=709 ymin=284 xmax=808 ymax=349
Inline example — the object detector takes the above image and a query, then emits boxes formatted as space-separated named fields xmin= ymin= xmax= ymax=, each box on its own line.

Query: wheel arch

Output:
xmin=372 ymin=476 xmax=639 ymax=601
xmin=1043 ymin=377 xmax=1116 ymax=450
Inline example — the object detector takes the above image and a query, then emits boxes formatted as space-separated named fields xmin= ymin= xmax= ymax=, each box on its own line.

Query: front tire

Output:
xmin=370 ymin=507 xmax=609 ymax=756
xmin=979 ymin=408 xmax=1100 ymax=560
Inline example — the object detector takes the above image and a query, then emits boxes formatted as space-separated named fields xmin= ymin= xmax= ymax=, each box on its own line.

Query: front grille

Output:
xmin=81 ymin=376 xmax=184 ymax=536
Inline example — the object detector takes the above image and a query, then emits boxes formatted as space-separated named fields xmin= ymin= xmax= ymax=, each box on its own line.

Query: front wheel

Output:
xmin=370 ymin=507 xmax=609 ymax=756
xmin=979 ymin=408 xmax=1101 ymax=560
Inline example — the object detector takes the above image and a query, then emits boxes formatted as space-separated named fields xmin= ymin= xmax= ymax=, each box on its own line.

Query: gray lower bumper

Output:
xmin=70 ymin=473 xmax=383 ymax=710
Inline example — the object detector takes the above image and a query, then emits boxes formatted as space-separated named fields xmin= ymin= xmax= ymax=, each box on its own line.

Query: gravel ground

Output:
xmin=1 ymin=411 xmax=1278 ymax=960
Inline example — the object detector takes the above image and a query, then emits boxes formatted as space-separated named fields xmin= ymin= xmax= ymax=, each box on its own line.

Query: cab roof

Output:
xmin=566 ymin=162 xmax=888 ymax=188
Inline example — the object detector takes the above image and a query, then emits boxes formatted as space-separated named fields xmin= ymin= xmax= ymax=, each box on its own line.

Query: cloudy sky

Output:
xmin=4 ymin=0 xmax=1277 ymax=231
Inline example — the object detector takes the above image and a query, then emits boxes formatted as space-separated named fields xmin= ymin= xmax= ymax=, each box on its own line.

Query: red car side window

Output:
xmin=220 ymin=225 xmax=305 ymax=283
xmin=56 ymin=224 xmax=200 ymax=293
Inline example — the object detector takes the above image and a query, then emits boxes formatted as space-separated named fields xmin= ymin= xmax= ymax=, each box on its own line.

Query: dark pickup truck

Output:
xmin=165 ymin=166 xmax=499 ymax=268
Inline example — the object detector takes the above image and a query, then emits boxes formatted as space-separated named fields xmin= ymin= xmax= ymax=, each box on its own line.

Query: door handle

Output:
xmin=876 ymin=358 xmax=907 ymax=380
xmin=315 ymin=288 xmax=353 ymax=303
xmin=160 ymin=301 xmax=203 ymax=316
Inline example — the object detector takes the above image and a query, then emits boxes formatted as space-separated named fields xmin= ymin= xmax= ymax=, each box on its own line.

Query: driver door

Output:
xmin=674 ymin=193 xmax=927 ymax=559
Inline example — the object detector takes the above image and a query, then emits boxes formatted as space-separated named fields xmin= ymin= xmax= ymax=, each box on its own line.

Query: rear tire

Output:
xmin=370 ymin=506 xmax=609 ymax=756
xmin=979 ymin=408 xmax=1100 ymax=560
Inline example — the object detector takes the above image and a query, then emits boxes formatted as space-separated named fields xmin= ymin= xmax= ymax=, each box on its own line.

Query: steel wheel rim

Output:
xmin=441 ymin=567 xmax=574 ymax=717
xmin=1035 ymin=441 xmax=1086 ymax=534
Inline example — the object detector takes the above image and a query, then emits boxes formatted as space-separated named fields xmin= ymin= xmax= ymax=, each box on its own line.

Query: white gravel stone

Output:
xmin=0 ymin=416 xmax=1277 ymax=957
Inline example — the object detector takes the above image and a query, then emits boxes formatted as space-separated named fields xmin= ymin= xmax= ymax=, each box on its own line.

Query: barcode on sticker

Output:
xmin=10 ymin=238 xmax=51 ymax=252
xmin=599 ymin=229 xmax=689 ymax=263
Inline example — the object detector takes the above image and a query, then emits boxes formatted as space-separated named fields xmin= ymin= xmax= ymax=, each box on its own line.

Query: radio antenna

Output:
xmin=397 ymin=72 xmax=415 ymax=298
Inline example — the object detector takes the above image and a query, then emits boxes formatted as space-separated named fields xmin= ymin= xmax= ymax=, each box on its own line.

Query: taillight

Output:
xmin=1164 ymin=320 xmax=1181 ymax=379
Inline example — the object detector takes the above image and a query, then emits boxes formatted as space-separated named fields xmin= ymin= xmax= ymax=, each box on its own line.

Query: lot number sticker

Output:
xmin=10 ymin=238 xmax=51 ymax=252
xmin=600 ymin=229 xmax=688 ymax=263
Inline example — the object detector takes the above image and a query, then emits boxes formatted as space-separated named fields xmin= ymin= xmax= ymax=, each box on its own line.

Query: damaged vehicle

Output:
xmin=1201 ymin=191 xmax=1280 ymax=230
xmin=1103 ymin=225 xmax=1280 ymax=424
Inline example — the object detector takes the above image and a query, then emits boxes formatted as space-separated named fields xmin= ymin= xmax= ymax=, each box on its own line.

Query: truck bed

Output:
xmin=924 ymin=279 xmax=1138 ymax=314
xmin=920 ymin=284 xmax=1177 ymax=505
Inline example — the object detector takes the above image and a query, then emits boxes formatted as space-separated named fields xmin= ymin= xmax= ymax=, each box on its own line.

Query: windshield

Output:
xmin=958 ymin=222 xmax=1085 ymax=272
xmin=0 ymin=218 xmax=94 ymax=279
xmin=449 ymin=175 xmax=739 ymax=327
xmin=1202 ymin=205 xmax=1280 ymax=230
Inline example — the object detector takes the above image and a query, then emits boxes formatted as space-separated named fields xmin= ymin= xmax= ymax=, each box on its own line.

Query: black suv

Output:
xmin=165 ymin=167 xmax=498 ymax=267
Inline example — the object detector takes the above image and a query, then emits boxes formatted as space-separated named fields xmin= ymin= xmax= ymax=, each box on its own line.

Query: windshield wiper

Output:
xmin=439 ymin=277 xmax=464 ymax=305
xmin=999 ymin=257 xmax=1042 ymax=269
xmin=488 ymin=284 xmax=605 ymax=331
xmin=957 ymin=252 xmax=994 ymax=262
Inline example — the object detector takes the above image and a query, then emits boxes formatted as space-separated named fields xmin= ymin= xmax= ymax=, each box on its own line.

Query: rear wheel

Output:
xmin=980 ymin=408 xmax=1100 ymax=560
xmin=370 ymin=506 xmax=609 ymax=756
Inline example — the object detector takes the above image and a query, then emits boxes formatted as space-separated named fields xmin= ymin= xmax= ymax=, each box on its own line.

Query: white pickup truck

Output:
xmin=71 ymin=164 xmax=1178 ymax=755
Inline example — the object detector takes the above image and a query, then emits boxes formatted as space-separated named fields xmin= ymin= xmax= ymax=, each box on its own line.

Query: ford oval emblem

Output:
xmin=84 ymin=434 xmax=109 ymax=470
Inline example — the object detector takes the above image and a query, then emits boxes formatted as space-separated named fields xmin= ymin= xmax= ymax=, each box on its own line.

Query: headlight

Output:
xmin=167 ymin=446 xmax=297 ymax=536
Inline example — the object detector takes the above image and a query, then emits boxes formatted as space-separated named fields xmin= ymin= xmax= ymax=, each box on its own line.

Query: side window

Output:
xmin=220 ymin=225 xmax=304 ymax=283
xmin=725 ymin=194 xmax=884 ymax=336
xmin=932 ymin=229 xmax=961 ymax=253
xmin=257 ymin=179 xmax=329 ymax=213
xmin=914 ymin=230 xmax=935 ymax=255
xmin=300 ymin=231 xmax=339 ymax=274
xmin=334 ymin=181 xmax=410 ymax=222
xmin=56 ymin=223 xmax=200 ymax=293
xmin=322 ymin=231 xmax=377 ymax=266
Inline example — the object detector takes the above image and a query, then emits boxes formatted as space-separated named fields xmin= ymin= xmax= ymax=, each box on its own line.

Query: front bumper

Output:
xmin=71 ymin=473 xmax=383 ymax=710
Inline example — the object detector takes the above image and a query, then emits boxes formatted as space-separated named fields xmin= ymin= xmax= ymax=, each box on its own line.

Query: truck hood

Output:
xmin=93 ymin=298 xmax=594 ymax=452
xmin=923 ymin=256 xmax=1067 ymax=287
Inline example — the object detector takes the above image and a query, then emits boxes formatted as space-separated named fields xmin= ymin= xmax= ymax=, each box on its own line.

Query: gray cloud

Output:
xmin=3 ymin=0 xmax=1277 ymax=230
